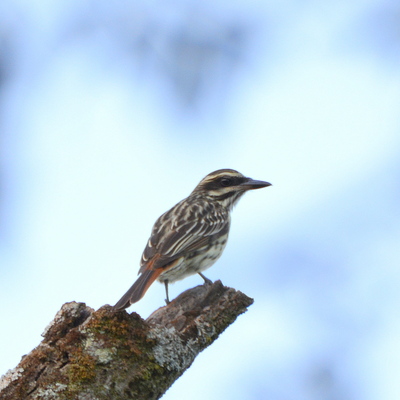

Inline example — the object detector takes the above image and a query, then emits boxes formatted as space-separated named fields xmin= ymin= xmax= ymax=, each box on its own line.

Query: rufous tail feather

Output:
xmin=113 ymin=268 xmax=163 ymax=311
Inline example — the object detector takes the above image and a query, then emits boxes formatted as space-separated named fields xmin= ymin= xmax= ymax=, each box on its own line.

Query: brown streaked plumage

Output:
xmin=113 ymin=169 xmax=271 ymax=310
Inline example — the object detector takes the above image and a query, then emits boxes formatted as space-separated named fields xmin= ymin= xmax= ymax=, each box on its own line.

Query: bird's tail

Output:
xmin=113 ymin=268 xmax=163 ymax=311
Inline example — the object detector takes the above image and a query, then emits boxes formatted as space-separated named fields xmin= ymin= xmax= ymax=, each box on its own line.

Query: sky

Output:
xmin=1 ymin=1 xmax=400 ymax=399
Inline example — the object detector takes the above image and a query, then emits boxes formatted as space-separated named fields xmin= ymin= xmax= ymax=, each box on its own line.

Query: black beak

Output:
xmin=240 ymin=178 xmax=272 ymax=190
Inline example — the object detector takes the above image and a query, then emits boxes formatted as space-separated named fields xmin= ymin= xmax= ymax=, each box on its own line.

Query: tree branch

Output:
xmin=0 ymin=280 xmax=253 ymax=400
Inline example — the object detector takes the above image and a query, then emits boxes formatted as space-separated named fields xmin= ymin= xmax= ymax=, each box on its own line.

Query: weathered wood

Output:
xmin=0 ymin=281 xmax=253 ymax=400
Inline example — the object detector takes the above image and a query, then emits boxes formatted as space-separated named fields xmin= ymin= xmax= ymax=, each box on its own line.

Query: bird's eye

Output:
xmin=220 ymin=178 xmax=232 ymax=187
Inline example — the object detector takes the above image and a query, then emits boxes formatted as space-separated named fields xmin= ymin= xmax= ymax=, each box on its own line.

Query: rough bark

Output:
xmin=0 ymin=280 xmax=253 ymax=400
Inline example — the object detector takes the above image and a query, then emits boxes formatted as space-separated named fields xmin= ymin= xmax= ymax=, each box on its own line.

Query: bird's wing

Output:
xmin=139 ymin=199 xmax=229 ymax=272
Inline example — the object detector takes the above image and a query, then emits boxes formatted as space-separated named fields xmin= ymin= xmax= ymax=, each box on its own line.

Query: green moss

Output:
xmin=57 ymin=307 xmax=170 ymax=399
xmin=83 ymin=308 xmax=157 ymax=360
xmin=68 ymin=347 xmax=96 ymax=384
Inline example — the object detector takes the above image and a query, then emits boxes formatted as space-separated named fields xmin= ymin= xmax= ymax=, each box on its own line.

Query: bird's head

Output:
xmin=192 ymin=169 xmax=271 ymax=209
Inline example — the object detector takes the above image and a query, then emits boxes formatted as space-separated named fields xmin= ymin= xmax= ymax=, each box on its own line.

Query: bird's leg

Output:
xmin=198 ymin=272 xmax=212 ymax=285
xmin=164 ymin=280 xmax=170 ymax=305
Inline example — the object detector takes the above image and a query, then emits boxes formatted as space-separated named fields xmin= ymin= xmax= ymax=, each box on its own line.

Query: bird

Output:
xmin=113 ymin=169 xmax=271 ymax=310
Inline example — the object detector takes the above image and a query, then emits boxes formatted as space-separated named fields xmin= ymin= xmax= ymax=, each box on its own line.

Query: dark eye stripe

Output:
xmin=220 ymin=178 xmax=232 ymax=187
xmin=204 ymin=176 xmax=245 ymax=190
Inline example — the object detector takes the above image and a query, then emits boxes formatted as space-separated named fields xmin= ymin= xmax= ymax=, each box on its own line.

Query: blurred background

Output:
xmin=1 ymin=0 xmax=400 ymax=399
